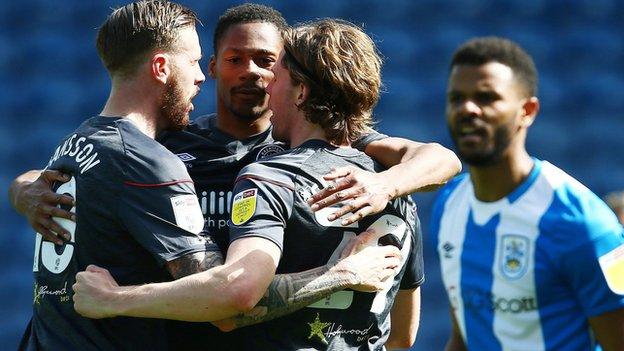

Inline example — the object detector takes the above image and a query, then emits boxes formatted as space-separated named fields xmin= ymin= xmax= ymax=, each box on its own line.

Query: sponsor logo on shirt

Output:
xmin=176 ymin=153 xmax=196 ymax=162
xmin=33 ymin=281 xmax=71 ymax=305
xmin=307 ymin=313 xmax=373 ymax=344
xmin=199 ymin=190 xmax=233 ymax=215
xmin=599 ymin=244 xmax=624 ymax=294
xmin=231 ymin=188 xmax=258 ymax=225
xmin=499 ymin=234 xmax=529 ymax=280
xmin=461 ymin=288 xmax=538 ymax=314
xmin=256 ymin=144 xmax=286 ymax=160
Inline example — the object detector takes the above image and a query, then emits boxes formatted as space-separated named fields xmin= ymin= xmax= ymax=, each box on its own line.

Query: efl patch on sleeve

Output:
xmin=170 ymin=194 xmax=204 ymax=234
xmin=231 ymin=188 xmax=258 ymax=225
xmin=599 ymin=244 xmax=624 ymax=295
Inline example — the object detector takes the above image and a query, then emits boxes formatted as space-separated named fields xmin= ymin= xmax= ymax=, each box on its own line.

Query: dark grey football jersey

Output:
xmin=21 ymin=116 xmax=209 ymax=351
xmin=229 ymin=139 xmax=424 ymax=350
xmin=160 ymin=118 xmax=391 ymax=350
xmin=159 ymin=114 xmax=287 ymax=252
xmin=159 ymin=114 xmax=288 ymax=351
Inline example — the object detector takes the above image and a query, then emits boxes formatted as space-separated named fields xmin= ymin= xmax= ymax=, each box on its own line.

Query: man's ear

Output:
xmin=520 ymin=96 xmax=539 ymax=128
xmin=151 ymin=53 xmax=170 ymax=84
xmin=297 ymin=83 xmax=309 ymax=105
xmin=208 ymin=55 xmax=217 ymax=79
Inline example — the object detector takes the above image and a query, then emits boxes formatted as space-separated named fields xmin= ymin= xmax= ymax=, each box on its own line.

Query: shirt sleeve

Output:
xmin=351 ymin=130 xmax=388 ymax=152
xmin=549 ymin=185 xmax=624 ymax=317
xmin=228 ymin=163 xmax=295 ymax=251
xmin=400 ymin=208 xmax=425 ymax=289
xmin=117 ymin=145 xmax=210 ymax=266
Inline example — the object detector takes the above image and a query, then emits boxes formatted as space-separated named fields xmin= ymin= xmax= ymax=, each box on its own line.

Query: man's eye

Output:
xmin=257 ymin=57 xmax=276 ymax=67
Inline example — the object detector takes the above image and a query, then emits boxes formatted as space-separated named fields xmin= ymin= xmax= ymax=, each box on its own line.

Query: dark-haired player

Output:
xmin=434 ymin=36 xmax=624 ymax=351
xmin=71 ymin=19 xmax=423 ymax=350
xmin=19 ymin=2 xmax=208 ymax=350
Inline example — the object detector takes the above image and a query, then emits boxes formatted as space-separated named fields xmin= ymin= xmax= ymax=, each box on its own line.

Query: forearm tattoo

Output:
xmin=228 ymin=265 xmax=354 ymax=328
xmin=166 ymin=251 xmax=224 ymax=280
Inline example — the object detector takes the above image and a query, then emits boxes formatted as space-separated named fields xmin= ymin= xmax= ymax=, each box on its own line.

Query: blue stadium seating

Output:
xmin=2 ymin=1 xmax=623 ymax=349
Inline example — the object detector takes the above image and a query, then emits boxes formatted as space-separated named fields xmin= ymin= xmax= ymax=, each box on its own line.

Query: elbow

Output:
xmin=223 ymin=276 xmax=264 ymax=314
xmin=430 ymin=142 xmax=462 ymax=175
xmin=230 ymin=287 xmax=261 ymax=313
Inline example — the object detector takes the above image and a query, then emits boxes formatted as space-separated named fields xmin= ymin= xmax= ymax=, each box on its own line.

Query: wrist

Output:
xmin=378 ymin=171 xmax=399 ymax=200
xmin=107 ymin=285 xmax=135 ymax=317
xmin=9 ymin=180 xmax=31 ymax=214
xmin=329 ymin=260 xmax=361 ymax=288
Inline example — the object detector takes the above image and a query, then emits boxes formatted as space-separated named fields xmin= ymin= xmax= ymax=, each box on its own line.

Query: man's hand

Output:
xmin=73 ymin=265 xmax=121 ymax=319
xmin=10 ymin=170 xmax=74 ymax=245
xmin=334 ymin=230 xmax=402 ymax=292
xmin=307 ymin=166 xmax=395 ymax=226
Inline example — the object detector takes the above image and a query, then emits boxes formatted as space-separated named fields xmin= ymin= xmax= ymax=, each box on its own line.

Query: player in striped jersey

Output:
xmin=433 ymin=36 xmax=624 ymax=351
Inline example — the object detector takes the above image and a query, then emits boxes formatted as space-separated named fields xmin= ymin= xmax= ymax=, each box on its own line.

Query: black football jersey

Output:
xmin=21 ymin=116 xmax=208 ymax=351
xmin=229 ymin=139 xmax=424 ymax=350
xmin=159 ymin=116 xmax=389 ymax=350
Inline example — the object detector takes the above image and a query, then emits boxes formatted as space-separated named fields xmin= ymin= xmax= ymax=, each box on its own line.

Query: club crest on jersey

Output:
xmin=231 ymin=188 xmax=258 ymax=225
xmin=598 ymin=244 xmax=624 ymax=294
xmin=256 ymin=144 xmax=285 ymax=160
xmin=499 ymin=234 xmax=529 ymax=280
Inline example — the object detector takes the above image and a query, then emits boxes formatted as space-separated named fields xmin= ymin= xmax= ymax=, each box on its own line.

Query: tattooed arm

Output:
xmin=212 ymin=243 xmax=401 ymax=331
xmin=73 ymin=235 xmax=401 ymax=322
xmin=165 ymin=250 xmax=225 ymax=279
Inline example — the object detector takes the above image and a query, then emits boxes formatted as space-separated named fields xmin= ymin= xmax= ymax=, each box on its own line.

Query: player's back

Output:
xmin=22 ymin=116 xmax=205 ymax=351
xmin=230 ymin=139 xmax=423 ymax=350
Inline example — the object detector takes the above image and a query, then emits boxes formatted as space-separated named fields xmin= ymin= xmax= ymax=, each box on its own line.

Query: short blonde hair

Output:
xmin=282 ymin=19 xmax=382 ymax=145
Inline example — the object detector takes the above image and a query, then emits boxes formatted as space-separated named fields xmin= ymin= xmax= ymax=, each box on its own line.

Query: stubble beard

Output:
xmin=161 ymin=77 xmax=190 ymax=132
xmin=451 ymin=125 xmax=513 ymax=168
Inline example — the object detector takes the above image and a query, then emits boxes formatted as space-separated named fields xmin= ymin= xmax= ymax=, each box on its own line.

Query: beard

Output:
xmin=160 ymin=76 xmax=191 ymax=132
xmin=451 ymin=124 xmax=512 ymax=167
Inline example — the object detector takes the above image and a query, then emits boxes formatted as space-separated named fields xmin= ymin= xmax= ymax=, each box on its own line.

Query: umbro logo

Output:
xmin=442 ymin=242 xmax=454 ymax=258
xmin=176 ymin=153 xmax=196 ymax=162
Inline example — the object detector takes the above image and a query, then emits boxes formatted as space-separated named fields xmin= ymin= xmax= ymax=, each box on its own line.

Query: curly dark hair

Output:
xmin=450 ymin=36 xmax=538 ymax=97
xmin=213 ymin=3 xmax=288 ymax=54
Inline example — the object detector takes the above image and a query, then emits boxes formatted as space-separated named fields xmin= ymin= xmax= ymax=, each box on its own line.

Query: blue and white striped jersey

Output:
xmin=432 ymin=159 xmax=624 ymax=351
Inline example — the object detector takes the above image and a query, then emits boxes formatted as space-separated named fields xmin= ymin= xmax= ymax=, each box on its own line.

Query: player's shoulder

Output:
xmin=235 ymin=148 xmax=314 ymax=190
xmin=538 ymin=161 xmax=621 ymax=239
xmin=351 ymin=129 xmax=388 ymax=152
xmin=157 ymin=113 xmax=219 ymax=147
xmin=113 ymin=120 xmax=190 ymax=183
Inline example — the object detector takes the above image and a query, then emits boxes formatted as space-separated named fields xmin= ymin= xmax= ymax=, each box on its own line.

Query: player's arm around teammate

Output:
xmin=8 ymin=169 xmax=74 ymax=244
xmin=72 ymin=233 xmax=402 ymax=322
xmin=9 ymin=135 xmax=460 ymax=238
xmin=308 ymin=136 xmax=461 ymax=225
